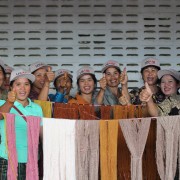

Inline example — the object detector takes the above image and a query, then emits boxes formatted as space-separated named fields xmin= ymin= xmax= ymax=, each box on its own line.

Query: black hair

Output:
xmin=54 ymin=75 xmax=73 ymax=88
xmin=0 ymin=65 xmax=6 ymax=77
xmin=10 ymin=79 xmax=33 ymax=88
xmin=104 ymin=67 xmax=121 ymax=74
xmin=77 ymin=74 xmax=97 ymax=94
xmin=141 ymin=65 xmax=160 ymax=74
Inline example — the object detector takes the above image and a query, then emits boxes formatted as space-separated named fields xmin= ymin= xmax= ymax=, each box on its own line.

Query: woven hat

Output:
xmin=10 ymin=69 xmax=35 ymax=83
xmin=101 ymin=60 xmax=121 ymax=73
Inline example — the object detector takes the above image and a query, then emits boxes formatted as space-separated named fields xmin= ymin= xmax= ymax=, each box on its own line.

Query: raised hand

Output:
xmin=46 ymin=66 xmax=55 ymax=83
xmin=120 ymin=67 xmax=128 ymax=85
xmin=99 ymin=73 xmax=107 ymax=90
xmin=119 ymin=89 xmax=131 ymax=105
xmin=7 ymin=90 xmax=16 ymax=104
xmin=139 ymin=82 xmax=153 ymax=103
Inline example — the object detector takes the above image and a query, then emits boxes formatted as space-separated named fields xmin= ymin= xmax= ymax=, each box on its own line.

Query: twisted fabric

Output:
xmin=34 ymin=100 xmax=52 ymax=118
xmin=4 ymin=113 xmax=18 ymax=180
xmin=119 ymin=118 xmax=151 ymax=180
xmin=100 ymin=120 xmax=119 ymax=180
xmin=75 ymin=120 xmax=99 ymax=180
xmin=156 ymin=116 xmax=180 ymax=180
xmin=43 ymin=118 xmax=76 ymax=180
xmin=26 ymin=116 xmax=41 ymax=180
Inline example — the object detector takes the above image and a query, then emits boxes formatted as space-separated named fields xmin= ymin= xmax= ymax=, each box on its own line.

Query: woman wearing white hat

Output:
xmin=0 ymin=60 xmax=8 ymax=100
xmin=0 ymin=69 xmax=43 ymax=179
xmin=95 ymin=60 xmax=130 ymax=106
xmin=49 ymin=69 xmax=73 ymax=102
xmin=140 ymin=69 xmax=180 ymax=116
xmin=68 ymin=66 xmax=97 ymax=104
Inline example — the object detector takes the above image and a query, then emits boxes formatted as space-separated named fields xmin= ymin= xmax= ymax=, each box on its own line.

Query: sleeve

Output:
xmin=49 ymin=92 xmax=67 ymax=103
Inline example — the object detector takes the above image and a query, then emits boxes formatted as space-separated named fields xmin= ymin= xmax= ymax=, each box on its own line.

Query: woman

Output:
xmin=29 ymin=61 xmax=55 ymax=101
xmin=130 ymin=57 xmax=164 ymax=105
xmin=49 ymin=69 xmax=73 ymax=103
xmin=68 ymin=66 xmax=97 ymax=104
xmin=0 ymin=68 xmax=43 ymax=179
xmin=95 ymin=60 xmax=130 ymax=105
xmin=0 ymin=60 xmax=8 ymax=100
xmin=140 ymin=69 xmax=180 ymax=116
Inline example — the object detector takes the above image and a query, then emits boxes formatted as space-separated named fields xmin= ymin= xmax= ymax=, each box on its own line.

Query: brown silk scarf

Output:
xmin=53 ymin=103 xmax=79 ymax=119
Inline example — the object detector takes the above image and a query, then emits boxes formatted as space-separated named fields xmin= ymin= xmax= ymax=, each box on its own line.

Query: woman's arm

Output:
xmin=0 ymin=91 xmax=16 ymax=119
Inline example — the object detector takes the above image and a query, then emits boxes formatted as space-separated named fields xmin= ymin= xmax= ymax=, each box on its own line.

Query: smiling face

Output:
xmin=0 ymin=66 xmax=5 ymax=87
xmin=142 ymin=66 xmax=159 ymax=85
xmin=55 ymin=75 xmax=72 ymax=95
xmin=104 ymin=67 xmax=120 ymax=87
xmin=32 ymin=68 xmax=47 ymax=91
xmin=11 ymin=77 xmax=31 ymax=104
xmin=78 ymin=74 xmax=95 ymax=95
xmin=160 ymin=75 xmax=179 ymax=97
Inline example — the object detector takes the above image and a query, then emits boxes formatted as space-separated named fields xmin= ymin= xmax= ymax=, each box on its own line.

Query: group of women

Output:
xmin=0 ymin=58 xmax=179 ymax=179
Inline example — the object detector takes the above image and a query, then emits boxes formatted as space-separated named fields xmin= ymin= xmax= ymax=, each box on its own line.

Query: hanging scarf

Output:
xmin=4 ymin=113 xmax=18 ymax=180
xmin=120 ymin=118 xmax=151 ymax=180
xmin=75 ymin=120 xmax=99 ymax=180
xmin=156 ymin=116 xmax=180 ymax=180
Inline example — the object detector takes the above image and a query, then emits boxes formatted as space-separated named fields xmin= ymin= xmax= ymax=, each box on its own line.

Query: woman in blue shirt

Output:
xmin=0 ymin=68 xmax=43 ymax=180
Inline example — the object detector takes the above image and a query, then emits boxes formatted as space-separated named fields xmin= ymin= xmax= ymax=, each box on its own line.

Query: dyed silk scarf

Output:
xmin=75 ymin=120 xmax=99 ymax=180
xmin=156 ymin=116 xmax=180 ymax=180
xmin=100 ymin=120 xmax=118 ymax=180
xmin=26 ymin=116 xmax=41 ymax=180
xmin=43 ymin=118 xmax=76 ymax=180
xmin=120 ymin=118 xmax=151 ymax=180
xmin=4 ymin=113 xmax=18 ymax=180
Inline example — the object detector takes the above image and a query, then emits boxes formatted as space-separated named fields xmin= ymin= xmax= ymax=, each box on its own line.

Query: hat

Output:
xmin=141 ymin=57 xmax=160 ymax=70
xmin=77 ymin=66 xmax=95 ymax=80
xmin=4 ymin=65 xmax=14 ymax=74
xmin=29 ymin=61 xmax=51 ymax=73
xmin=10 ymin=69 xmax=35 ymax=83
xmin=101 ymin=60 xmax=121 ymax=73
xmin=54 ymin=69 xmax=73 ymax=81
xmin=0 ymin=59 xmax=5 ymax=71
xmin=158 ymin=69 xmax=180 ymax=81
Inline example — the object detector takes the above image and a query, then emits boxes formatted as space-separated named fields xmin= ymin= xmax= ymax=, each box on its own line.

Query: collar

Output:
xmin=14 ymin=98 xmax=32 ymax=107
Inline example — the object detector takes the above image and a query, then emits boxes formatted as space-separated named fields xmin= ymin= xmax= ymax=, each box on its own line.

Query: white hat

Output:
xmin=77 ymin=66 xmax=95 ymax=80
xmin=54 ymin=69 xmax=73 ymax=81
xmin=10 ymin=69 xmax=35 ymax=83
xmin=158 ymin=69 xmax=180 ymax=81
xmin=0 ymin=59 xmax=5 ymax=71
xmin=141 ymin=57 xmax=160 ymax=70
xmin=29 ymin=61 xmax=51 ymax=73
xmin=4 ymin=65 xmax=14 ymax=74
xmin=101 ymin=60 xmax=121 ymax=73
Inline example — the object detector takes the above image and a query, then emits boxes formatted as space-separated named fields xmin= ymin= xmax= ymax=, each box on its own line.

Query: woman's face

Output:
xmin=0 ymin=66 xmax=5 ymax=87
xmin=160 ymin=75 xmax=179 ymax=97
xmin=105 ymin=67 xmax=120 ymax=87
xmin=33 ymin=68 xmax=47 ymax=90
xmin=11 ymin=78 xmax=31 ymax=102
xmin=55 ymin=75 xmax=72 ymax=94
xmin=78 ymin=74 xmax=95 ymax=95
xmin=142 ymin=66 xmax=159 ymax=85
